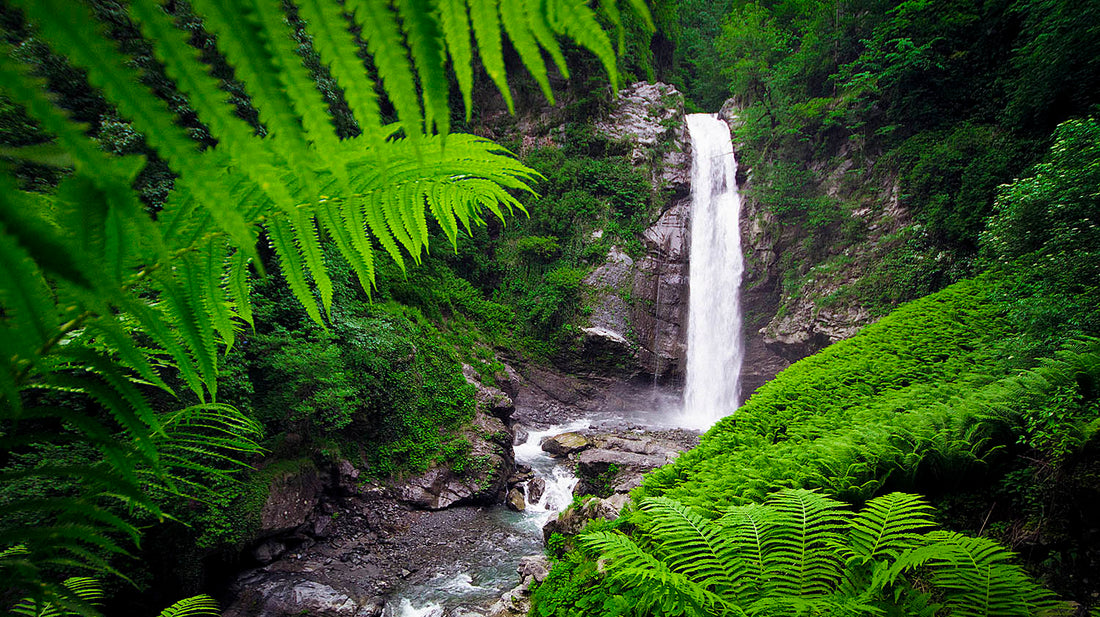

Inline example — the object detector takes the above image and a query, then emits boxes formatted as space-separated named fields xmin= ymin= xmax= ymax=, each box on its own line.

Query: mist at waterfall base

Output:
xmin=679 ymin=113 xmax=745 ymax=430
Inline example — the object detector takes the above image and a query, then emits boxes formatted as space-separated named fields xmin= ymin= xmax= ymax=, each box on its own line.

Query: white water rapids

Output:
xmin=384 ymin=420 xmax=587 ymax=617
xmin=680 ymin=113 xmax=745 ymax=429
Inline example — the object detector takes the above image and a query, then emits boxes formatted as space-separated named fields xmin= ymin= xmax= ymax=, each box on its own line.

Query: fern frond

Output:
xmin=500 ymin=0 xmax=554 ymax=103
xmin=226 ymin=249 xmax=255 ymax=328
xmin=265 ymin=214 xmax=324 ymax=324
xmin=468 ymin=0 xmax=513 ymax=112
xmin=523 ymin=0 xmax=569 ymax=77
xmin=296 ymin=0 xmax=385 ymax=141
xmin=640 ymin=497 xmax=741 ymax=598
xmin=10 ymin=576 xmax=104 ymax=617
xmin=347 ymin=0 xmax=425 ymax=135
xmin=761 ymin=489 xmax=848 ymax=598
xmin=717 ymin=502 xmax=771 ymax=604
xmin=197 ymin=240 xmax=237 ymax=350
xmin=435 ymin=0 xmax=475 ymax=120
xmin=9 ymin=0 xmax=199 ymax=167
xmin=155 ymin=261 xmax=219 ymax=397
xmin=547 ymin=0 xmax=619 ymax=91
xmin=156 ymin=595 xmax=220 ymax=617
xmin=848 ymin=492 xmax=935 ymax=561
xmin=893 ymin=531 xmax=1071 ymax=617
xmin=395 ymin=0 xmax=451 ymax=136
xmin=581 ymin=530 xmax=724 ymax=617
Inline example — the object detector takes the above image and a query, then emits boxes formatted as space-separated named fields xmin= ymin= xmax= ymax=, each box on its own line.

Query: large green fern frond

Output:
xmin=640 ymin=497 xmax=742 ymax=599
xmin=760 ymin=489 xmax=848 ymax=598
xmin=155 ymin=595 xmax=220 ymax=617
xmin=580 ymin=530 xmax=726 ymax=617
xmin=0 ymin=0 xmax=640 ymax=607
xmin=848 ymin=492 xmax=935 ymax=561
xmin=892 ymin=531 xmax=1071 ymax=617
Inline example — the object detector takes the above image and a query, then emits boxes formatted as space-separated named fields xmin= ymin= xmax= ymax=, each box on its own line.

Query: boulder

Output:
xmin=542 ymin=494 xmax=631 ymax=542
xmin=224 ymin=575 xmax=375 ymax=617
xmin=518 ymin=554 xmax=551 ymax=583
xmin=526 ymin=477 xmax=546 ymax=506
xmin=252 ymin=539 xmax=286 ymax=565
xmin=464 ymin=364 xmax=516 ymax=423
xmin=540 ymin=432 xmax=590 ymax=456
xmin=258 ymin=463 xmax=323 ymax=538
xmin=576 ymin=448 xmax=669 ymax=477
xmin=506 ymin=487 xmax=526 ymax=512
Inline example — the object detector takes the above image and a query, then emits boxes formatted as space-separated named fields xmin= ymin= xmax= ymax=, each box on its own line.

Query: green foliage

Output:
xmin=981 ymin=116 xmax=1100 ymax=265
xmin=0 ymin=0 xmax=644 ymax=608
xmin=581 ymin=490 xmax=1068 ymax=616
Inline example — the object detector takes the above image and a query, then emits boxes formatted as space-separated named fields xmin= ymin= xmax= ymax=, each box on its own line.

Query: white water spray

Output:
xmin=681 ymin=113 xmax=745 ymax=429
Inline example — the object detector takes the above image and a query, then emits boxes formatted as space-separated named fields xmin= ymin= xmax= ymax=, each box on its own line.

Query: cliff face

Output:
xmin=577 ymin=82 xmax=692 ymax=381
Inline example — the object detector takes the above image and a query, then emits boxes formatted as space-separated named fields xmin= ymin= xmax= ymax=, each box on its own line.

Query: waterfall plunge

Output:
xmin=681 ymin=114 xmax=745 ymax=429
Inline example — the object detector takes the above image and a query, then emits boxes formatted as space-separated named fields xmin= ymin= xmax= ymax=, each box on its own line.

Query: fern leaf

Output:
xmin=523 ymin=0 xmax=569 ymax=77
xmin=395 ymin=0 xmax=451 ymax=136
xmin=316 ymin=197 xmax=376 ymax=295
xmin=266 ymin=214 xmax=324 ymax=325
xmin=435 ymin=0 xmax=475 ymax=120
xmin=893 ymin=531 xmax=1070 ymax=617
xmin=500 ymin=1 xmax=554 ymax=103
xmin=251 ymin=0 xmax=337 ymax=142
xmin=198 ymin=240 xmax=237 ymax=350
xmin=10 ymin=576 xmax=103 ymax=617
xmin=156 ymin=595 xmax=220 ymax=617
xmin=226 ymin=249 xmax=255 ymax=328
xmin=761 ymin=489 xmax=848 ymax=598
xmin=467 ymin=0 xmax=513 ymax=112
xmin=117 ymin=296 xmax=205 ymax=400
xmin=359 ymin=191 xmax=407 ymax=271
xmin=598 ymin=0 xmax=625 ymax=54
xmin=0 ymin=221 xmax=55 ymax=361
xmin=289 ymin=208 xmax=335 ymax=318
xmin=295 ymin=0 xmax=386 ymax=140
xmin=547 ymin=0 xmax=618 ymax=91
xmin=621 ymin=0 xmax=655 ymax=31
xmin=347 ymin=0 xmax=425 ymax=134
xmin=849 ymin=492 xmax=935 ymax=561
xmin=717 ymin=502 xmax=771 ymax=604
xmin=640 ymin=497 xmax=741 ymax=598
xmin=10 ymin=0 xmax=200 ymax=167
xmin=190 ymin=0 xmax=303 ymax=144
xmin=581 ymin=530 xmax=723 ymax=617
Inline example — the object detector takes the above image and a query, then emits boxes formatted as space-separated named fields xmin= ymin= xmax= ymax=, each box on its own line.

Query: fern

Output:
xmin=583 ymin=490 xmax=1070 ymax=616
xmin=0 ymin=0 xmax=642 ymax=609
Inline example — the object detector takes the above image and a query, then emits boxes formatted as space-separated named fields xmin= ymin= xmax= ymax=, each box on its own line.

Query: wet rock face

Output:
xmin=581 ymin=82 xmax=692 ymax=380
xmin=259 ymin=465 xmax=324 ymax=538
xmin=224 ymin=575 xmax=382 ymax=617
xmin=724 ymin=96 xmax=908 ymax=399
xmin=632 ymin=198 xmax=691 ymax=378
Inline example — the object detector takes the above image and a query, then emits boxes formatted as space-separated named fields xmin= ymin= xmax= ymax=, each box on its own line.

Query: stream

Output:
xmin=381 ymin=419 xmax=588 ymax=617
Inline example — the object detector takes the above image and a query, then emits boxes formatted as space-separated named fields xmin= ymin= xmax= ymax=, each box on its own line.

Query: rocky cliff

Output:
xmin=580 ymin=82 xmax=692 ymax=381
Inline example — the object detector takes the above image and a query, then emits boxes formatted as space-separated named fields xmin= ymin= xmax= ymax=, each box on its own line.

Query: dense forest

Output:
xmin=1 ymin=0 xmax=1098 ymax=615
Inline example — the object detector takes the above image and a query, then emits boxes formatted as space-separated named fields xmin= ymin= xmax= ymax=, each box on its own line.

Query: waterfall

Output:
xmin=681 ymin=113 xmax=745 ymax=429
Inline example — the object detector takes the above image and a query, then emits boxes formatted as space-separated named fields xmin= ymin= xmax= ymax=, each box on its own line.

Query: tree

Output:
xmin=0 ymin=0 xmax=651 ymax=609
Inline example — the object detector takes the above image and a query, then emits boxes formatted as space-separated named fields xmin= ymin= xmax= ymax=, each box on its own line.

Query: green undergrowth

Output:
xmin=533 ymin=259 xmax=1100 ymax=614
